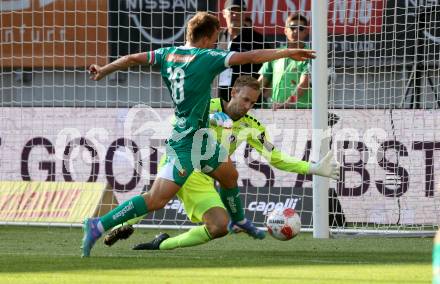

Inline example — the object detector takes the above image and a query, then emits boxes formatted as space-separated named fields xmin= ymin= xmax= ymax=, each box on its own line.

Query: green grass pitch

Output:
xmin=0 ymin=226 xmax=433 ymax=283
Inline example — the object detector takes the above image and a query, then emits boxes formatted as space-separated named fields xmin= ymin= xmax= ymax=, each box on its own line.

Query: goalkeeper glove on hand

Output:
xmin=209 ymin=112 xmax=233 ymax=129
xmin=308 ymin=151 xmax=341 ymax=180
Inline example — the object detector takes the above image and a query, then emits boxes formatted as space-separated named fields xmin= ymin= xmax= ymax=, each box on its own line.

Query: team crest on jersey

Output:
xmin=176 ymin=117 xmax=186 ymax=128
xmin=177 ymin=168 xmax=187 ymax=178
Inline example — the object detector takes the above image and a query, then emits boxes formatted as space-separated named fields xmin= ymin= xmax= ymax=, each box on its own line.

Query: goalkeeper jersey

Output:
xmin=209 ymin=98 xmax=310 ymax=174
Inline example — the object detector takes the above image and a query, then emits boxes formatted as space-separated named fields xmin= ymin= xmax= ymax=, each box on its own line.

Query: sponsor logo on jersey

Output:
xmin=166 ymin=54 xmax=196 ymax=63
xmin=208 ymin=50 xmax=228 ymax=57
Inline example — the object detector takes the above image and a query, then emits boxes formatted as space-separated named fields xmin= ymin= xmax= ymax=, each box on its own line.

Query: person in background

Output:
xmin=218 ymin=0 xmax=270 ymax=108
xmin=258 ymin=12 xmax=312 ymax=110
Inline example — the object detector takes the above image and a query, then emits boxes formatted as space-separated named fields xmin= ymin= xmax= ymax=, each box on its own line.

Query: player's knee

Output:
xmin=144 ymin=193 xmax=167 ymax=211
xmin=230 ymin=167 xmax=239 ymax=181
xmin=221 ymin=167 xmax=238 ymax=188
xmin=206 ymin=220 xmax=228 ymax=239
xmin=232 ymin=172 xmax=239 ymax=185
xmin=204 ymin=210 xmax=229 ymax=239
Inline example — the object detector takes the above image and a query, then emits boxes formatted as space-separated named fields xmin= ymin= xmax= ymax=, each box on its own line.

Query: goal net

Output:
xmin=0 ymin=0 xmax=439 ymax=236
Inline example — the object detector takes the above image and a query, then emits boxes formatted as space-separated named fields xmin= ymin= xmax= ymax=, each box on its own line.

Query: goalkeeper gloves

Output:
xmin=308 ymin=151 xmax=341 ymax=180
xmin=209 ymin=112 xmax=233 ymax=129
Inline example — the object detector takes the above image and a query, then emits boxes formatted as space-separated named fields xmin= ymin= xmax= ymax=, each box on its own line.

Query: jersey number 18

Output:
xmin=167 ymin=67 xmax=185 ymax=104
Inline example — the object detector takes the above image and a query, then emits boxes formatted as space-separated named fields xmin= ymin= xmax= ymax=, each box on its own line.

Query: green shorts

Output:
xmin=158 ymin=129 xmax=228 ymax=186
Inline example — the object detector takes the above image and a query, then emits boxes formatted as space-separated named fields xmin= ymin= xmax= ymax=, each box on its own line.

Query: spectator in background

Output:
xmin=258 ymin=12 xmax=312 ymax=110
xmin=217 ymin=0 xmax=269 ymax=108
xmin=243 ymin=16 xmax=253 ymax=27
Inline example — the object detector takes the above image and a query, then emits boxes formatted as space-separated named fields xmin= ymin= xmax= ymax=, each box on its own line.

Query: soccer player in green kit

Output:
xmin=103 ymin=76 xmax=340 ymax=251
xmin=82 ymin=12 xmax=316 ymax=257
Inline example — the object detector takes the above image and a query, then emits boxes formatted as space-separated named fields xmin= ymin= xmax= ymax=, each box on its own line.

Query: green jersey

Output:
xmin=208 ymin=98 xmax=310 ymax=174
xmin=259 ymin=45 xmax=311 ymax=109
xmin=147 ymin=47 xmax=234 ymax=137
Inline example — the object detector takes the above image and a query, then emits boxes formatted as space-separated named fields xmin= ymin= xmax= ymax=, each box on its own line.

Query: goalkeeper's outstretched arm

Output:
xmin=247 ymin=127 xmax=340 ymax=180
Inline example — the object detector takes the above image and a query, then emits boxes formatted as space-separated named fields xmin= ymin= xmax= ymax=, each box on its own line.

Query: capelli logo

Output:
xmin=247 ymin=198 xmax=300 ymax=215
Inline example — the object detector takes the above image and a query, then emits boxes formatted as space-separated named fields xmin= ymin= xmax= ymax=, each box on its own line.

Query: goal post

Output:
xmin=311 ymin=0 xmax=330 ymax=239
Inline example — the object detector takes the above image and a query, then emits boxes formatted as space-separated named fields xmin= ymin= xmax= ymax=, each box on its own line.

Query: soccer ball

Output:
xmin=265 ymin=208 xmax=301 ymax=241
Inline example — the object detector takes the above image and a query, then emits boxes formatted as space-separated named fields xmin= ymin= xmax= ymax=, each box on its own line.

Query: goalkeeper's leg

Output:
xmin=434 ymin=230 xmax=440 ymax=284
xmin=133 ymin=207 xmax=229 ymax=250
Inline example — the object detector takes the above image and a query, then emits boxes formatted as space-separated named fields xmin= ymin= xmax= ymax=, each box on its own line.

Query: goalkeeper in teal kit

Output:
xmin=81 ymin=12 xmax=317 ymax=257
xmin=104 ymin=76 xmax=340 ymax=251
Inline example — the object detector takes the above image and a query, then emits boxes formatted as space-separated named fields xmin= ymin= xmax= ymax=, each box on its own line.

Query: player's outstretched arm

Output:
xmin=247 ymin=128 xmax=311 ymax=175
xmin=228 ymin=49 xmax=316 ymax=66
xmin=88 ymin=52 xmax=148 ymax=81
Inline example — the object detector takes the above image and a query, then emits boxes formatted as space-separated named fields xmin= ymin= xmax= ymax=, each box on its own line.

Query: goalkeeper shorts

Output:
xmin=176 ymin=170 xmax=225 ymax=223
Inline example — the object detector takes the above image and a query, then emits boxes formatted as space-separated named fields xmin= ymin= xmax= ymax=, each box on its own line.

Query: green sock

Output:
xmin=159 ymin=225 xmax=212 ymax=250
xmin=219 ymin=187 xmax=245 ymax=222
xmin=100 ymin=195 xmax=148 ymax=231
xmin=434 ymin=243 xmax=440 ymax=284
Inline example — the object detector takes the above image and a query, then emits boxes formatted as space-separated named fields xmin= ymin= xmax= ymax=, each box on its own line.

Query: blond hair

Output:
xmin=233 ymin=75 xmax=260 ymax=92
xmin=186 ymin=12 xmax=220 ymax=43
